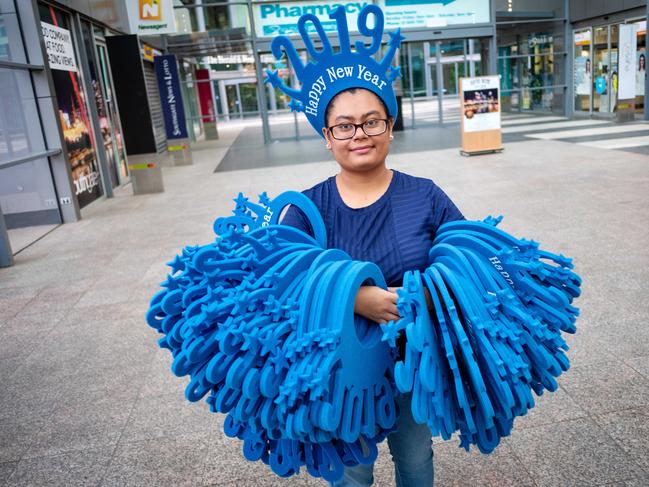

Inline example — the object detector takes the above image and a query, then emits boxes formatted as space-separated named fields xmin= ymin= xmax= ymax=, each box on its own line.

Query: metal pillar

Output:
xmin=0 ymin=208 xmax=13 ymax=267
xmin=436 ymin=41 xmax=443 ymax=124
xmin=195 ymin=0 xmax=206 ymax=32
xmin=645 ymin=0 xmax=649 ymax=120
xmin=247 ymin=0 xmax=271 ymax=144
xmin=489 ymin=0 xmax=497 ymax=75
xmin=565 ymin=0 xmax=573 ymax=118
xmin=407 ymin=43 xmax=415 ymax=129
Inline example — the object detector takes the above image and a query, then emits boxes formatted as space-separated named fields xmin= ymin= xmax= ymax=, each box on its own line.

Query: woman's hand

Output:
xmin=354 ymin=286 xmax=400 ymax=324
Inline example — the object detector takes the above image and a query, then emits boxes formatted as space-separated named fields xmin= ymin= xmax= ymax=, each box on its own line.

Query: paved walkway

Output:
xmin=1 ymin=122 xmax=648 ymax=486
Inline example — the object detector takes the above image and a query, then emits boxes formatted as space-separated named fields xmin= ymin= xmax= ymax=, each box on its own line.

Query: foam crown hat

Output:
xmin=264 ymin=4 xmax=405 ymax=138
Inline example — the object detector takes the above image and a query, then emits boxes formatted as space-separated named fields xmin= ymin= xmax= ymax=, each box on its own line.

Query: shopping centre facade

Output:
xmin=1 ymin=0 xmax=648 ymax=265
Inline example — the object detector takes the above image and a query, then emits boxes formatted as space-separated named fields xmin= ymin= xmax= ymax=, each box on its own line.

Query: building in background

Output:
xmin=1 ymin=0 xmax=648 ymax=258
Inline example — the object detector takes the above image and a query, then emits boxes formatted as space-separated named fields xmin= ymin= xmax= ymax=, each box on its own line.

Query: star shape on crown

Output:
xmin=265 ymin=69 xmax=282 ymax=88
xmin=388 ymin=29 xmax=405 ymax=48
xmin=288 ymin=99 xmax=304 ymax=112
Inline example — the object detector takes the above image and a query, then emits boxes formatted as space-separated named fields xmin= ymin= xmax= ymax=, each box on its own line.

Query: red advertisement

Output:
xmin=195 ymin=68 xmax=215 ymax=123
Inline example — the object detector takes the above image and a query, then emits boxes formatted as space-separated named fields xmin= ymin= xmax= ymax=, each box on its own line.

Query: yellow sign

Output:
xmin=168 ymin=144 xmax=188 ymax=152
xmin=128 ymin=163 xmax=157 ymax=170
xmin=140 ymin=0 xmax=161 ymax=21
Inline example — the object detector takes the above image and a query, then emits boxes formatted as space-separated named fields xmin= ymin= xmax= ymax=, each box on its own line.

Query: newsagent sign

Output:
xmin=40 ymin=22 xmax=78 ymax=72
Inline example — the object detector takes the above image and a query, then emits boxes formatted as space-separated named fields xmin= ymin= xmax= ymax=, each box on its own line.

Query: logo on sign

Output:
xmin=140 ymin=0 xmax=161 ymax=21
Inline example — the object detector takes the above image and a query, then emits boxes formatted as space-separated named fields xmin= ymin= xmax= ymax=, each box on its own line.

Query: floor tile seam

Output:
xmin=559 ymin=388 xmax=649 ymax=474
xmin=499 ymin=440 xmax=541 ymax=487
xmin=96 ymin=380 xmax=147 ymax=487
xmin=623 ymin=359 xmax=649 ymax=381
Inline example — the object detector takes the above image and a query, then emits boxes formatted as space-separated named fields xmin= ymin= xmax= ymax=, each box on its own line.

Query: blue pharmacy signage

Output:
xmin=252 ymin=1 xmax=488 ymax=36
xmin=154 ymin=54 xmax=188 ymax=140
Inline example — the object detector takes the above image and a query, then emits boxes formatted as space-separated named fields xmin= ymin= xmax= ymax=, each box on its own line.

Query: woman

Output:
xmin=281 ymin=86 xmax=464 ymax=486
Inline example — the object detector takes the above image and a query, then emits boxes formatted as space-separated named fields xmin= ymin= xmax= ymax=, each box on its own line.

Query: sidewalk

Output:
xmin=0 ymin=123 xmax=648 ymax=486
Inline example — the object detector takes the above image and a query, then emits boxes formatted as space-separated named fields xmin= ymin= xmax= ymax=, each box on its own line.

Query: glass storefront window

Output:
xmin=39 ymin=4 xmax=103 ymax=208
xmin=0 ymin=68 xmax=46 ymax=163
xmin=495 ymin=0 xmax=564 ymax=21
xmin=573 ymin=29 xmax=591 ymax=112
xmin=0 ymin=8 xmax=26 ymax=63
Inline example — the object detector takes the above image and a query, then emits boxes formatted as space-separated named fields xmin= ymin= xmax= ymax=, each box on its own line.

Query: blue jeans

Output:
xmin=330 ymin=393 xmax=434 ymax=487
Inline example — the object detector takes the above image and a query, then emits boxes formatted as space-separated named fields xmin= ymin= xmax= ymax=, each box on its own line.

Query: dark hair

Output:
xmin=324 ymin=88 xmax=392 ymax=127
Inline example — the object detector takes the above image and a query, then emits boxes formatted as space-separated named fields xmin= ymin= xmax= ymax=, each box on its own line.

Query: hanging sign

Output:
xmin=154 ymin=55 xmax=189 ymax=140
xmin=126 ymin=0 xmax=177 ymax=34
xmin=40 ymin=22 xmax=78 ymax=72
xmin=459 ymin=76 xmax=502 ymax=155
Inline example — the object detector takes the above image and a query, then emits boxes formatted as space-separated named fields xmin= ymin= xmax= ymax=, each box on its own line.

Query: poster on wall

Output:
xmin=461 ymin=76 xmax=500 ymax=133
xmin=618 ymin=24 xmax=637 ymax=100
xmin=637 ymin=49 xmax=646 ymax=97
xmin=154 ymin=55 xmax=189 ymax=140
xmin=40 ymin=6 xmax=103 ymax=209
xmin=574 ymin=56 xmax=591 ymax=96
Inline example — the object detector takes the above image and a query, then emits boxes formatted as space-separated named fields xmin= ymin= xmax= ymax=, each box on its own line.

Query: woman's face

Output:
xmin=322 ymin=89 xmax=393 ymax=174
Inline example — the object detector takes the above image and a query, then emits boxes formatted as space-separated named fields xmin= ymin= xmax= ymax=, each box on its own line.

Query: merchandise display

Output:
xmin=145 ymin=191 xmax=581 ymax=481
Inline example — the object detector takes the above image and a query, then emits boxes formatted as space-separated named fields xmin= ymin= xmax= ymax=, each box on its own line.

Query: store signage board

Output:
xmin=126 ymin=0 xmax=176 ymax=35
xmin=40 ymin=22 xmax=78 ymax=72
xmin=252 ymin=0 xmax=489 ymax=37
xmin=154 ymin=55 xmax=188 ymax=140
xmin=459 ymin=76 xmax=503 ymax=155
xmin=618 ymin=24 xmax=637 ymax=100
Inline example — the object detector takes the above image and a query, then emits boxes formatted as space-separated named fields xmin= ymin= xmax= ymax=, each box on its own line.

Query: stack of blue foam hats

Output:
xmin=145 ymin=191 xmax=580 ymax=482
xmin=146 ymin=192 xmax=399 ymax=482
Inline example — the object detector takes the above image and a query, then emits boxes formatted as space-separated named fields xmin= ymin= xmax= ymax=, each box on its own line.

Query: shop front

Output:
xmin=38 ymin=1 xmax=129 ymax=210
xmin=573 ymin=20 xmax=646 ymax=117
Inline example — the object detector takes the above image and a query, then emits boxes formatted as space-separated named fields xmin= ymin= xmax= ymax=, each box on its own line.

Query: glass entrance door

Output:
xmin=593 ymin=26 xmax=611 ymax=113
xmin=573 ymin=29 xmax=592 ymax=113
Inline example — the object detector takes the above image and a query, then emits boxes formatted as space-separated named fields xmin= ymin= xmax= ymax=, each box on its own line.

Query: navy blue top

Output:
xmin=281 ymin=170 xmax=464 ymax=286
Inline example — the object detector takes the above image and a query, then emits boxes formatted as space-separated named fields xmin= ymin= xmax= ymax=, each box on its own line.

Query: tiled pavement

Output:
xmin=1 ymin=121 xmax=648 ymax=486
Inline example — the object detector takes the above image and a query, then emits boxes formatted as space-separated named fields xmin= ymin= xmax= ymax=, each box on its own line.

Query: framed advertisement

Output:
xmin=40 ymin=5 xmax=103 ymax=208
xmin=459 ymin=76 xmax=503 ymax=156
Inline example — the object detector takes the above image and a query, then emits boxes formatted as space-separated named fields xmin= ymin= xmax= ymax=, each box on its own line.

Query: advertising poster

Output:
xmin=618 ymin=24 xmax=637 ymax=100
xmin=195 ymin=68 xmax=215 ymax=123
xmin=637 ymin=49 xmax=646 ymax=97
xmin=382 ymin=0 xmax=490 ymax=29
xmin=40 ymin=6 xmax=103 ymax=208
xmin=574 ymin=56 xmax=591 ymax=96
xmin=154 ymin=55 xmax=189 ymax=140
xmin=461 ymin=76 xmax=500 ymax=133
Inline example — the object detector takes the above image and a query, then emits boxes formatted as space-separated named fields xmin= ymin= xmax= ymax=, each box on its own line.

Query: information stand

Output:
xmin=459 ymin=76 xmax=503 ymax=156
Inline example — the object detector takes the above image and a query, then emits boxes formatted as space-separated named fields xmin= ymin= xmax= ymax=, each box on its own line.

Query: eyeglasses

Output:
xmin=327 ymin=119 xmax=389 ymax=140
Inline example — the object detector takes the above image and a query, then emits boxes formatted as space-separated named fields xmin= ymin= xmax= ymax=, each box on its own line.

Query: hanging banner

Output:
xmin=40 ymin=22 xmax=78 ymax=72
xmin=126 ymin=0 xmax=176 ymax=35
xmin=459 ymin=76 xmax=502 ymax=155
xmin=154 ymin=55 xmax=188 ymax=140
xmin=618 ymin=24 xmax=637 ymax=100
